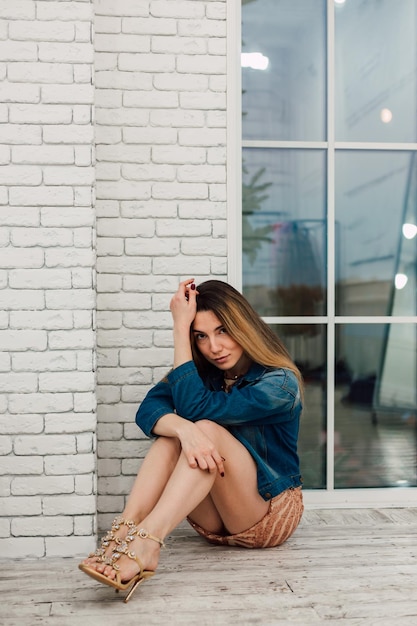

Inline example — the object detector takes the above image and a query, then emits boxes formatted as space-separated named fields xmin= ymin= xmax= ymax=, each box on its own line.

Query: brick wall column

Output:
xmin=0 ymin=0 xmax=96 ymax=558
xmin=94 ymin=0 xmax=227 ymax=531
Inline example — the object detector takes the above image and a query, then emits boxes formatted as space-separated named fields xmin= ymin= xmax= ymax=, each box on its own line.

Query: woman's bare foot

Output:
xmin=95 ymin=530 xmax=162 ymax=582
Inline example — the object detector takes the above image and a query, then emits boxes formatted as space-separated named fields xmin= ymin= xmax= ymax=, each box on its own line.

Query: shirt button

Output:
xmin=265 ymin=492 xmax=271 ymax=499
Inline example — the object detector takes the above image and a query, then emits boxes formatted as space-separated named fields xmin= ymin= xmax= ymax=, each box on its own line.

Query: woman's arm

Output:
xmin=169 ymin=278 xmax=197 ymax=369
xmin=167 ymin=361 xmax=301 ymax=426
xmin=152 ymin=412 xmax=225 ymax=476
xmin=135 ymin=378 xmax=176 ymax=437
xmin=137 ymin=280 xmax=227 ymax=474
xmin=136 ymin=279 xmax=197 ymax=436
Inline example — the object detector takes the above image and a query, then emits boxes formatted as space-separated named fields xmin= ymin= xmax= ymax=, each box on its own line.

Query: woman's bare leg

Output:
xmin=83 ymin=436 xmax=181 ymax=566
xmin=187 ymin=420 xmax=269 ymax=534
xmin=187 ymin=493 xmax=224 ymax=533
xmin=100 ymin=422 xmax=269 ymax=582
xmin=122 ymin=436 xmax=181 ymax=521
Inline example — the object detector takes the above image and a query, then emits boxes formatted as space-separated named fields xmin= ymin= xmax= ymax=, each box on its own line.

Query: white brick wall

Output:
xmin=0 ymin=0 xmax=96 ymax=558
xmin=94 ymin=0 xmax=227 ymax=532
xmin=1 ymin=0 xmax=228 ymax=556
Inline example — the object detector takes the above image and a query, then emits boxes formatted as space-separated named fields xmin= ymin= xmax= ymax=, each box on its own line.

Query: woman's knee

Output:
xmin=151 ymin=435 xmax=181 ymax=460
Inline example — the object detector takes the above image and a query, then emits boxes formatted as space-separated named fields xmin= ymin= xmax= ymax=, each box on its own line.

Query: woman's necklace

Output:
xmin=221 ymin=358 xmax=252 ymax=393
xmin=222 ymin=373 xmax=241 ymax=393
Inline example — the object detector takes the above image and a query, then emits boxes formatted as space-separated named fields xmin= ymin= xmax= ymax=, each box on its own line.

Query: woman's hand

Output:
xmin=153 ymin=413 xmax=224 ymax=476
xmin=178 ymin=421 xmax=225 ymax=476
xmin=170 ymin=278 xmax=198 ymax=331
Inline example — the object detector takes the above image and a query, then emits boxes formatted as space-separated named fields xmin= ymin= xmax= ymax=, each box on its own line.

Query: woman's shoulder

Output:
xmin=247 ymin=362 xmax=293 ymax=378
xmin=249 ymin=363 xmax=299 ymax=395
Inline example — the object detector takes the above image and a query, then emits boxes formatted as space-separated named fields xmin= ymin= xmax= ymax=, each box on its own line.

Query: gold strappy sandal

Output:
xmin=85 ymin=516 xmax=137 ymax=563
xmin=79 ymin=527 xmax=165 ymax=603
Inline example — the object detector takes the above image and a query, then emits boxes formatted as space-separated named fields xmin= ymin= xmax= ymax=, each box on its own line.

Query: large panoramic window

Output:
xmin=241 ymin=0 xmax=417 ymax=497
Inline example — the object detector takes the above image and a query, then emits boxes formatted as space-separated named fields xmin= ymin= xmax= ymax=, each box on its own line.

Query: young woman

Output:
xmin=79 ymin=279 xmax=304 ymax=602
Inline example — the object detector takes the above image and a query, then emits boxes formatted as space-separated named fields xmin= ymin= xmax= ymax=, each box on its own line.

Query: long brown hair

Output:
xmin=191 ymin=280 xmax=303 ymax=390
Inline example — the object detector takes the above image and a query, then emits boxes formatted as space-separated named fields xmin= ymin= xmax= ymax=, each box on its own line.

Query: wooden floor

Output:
xmin=1 ymin=508 xmax=417 ymax=625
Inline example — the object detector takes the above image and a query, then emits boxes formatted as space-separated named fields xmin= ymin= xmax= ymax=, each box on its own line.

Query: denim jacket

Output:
xmin=135 ymin=360 xmax=303 ymax=500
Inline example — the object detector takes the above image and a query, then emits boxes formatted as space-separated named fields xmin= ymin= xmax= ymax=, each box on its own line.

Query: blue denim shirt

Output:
xmin=135 ymin=360 xmax=303 ymax=500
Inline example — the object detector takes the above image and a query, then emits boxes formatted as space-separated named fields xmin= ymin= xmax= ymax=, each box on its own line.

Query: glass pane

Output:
xmin=242 ymin=0 xmax=326 ymax=141
xmin=335 ymin=151 xmax=417 ymax=316
xmin=271 ymin=324 xmax=327 ymax=489
xmin=335 ymin=0 xmax=417 ymax=142
xmin=335 ymin=324 xmax=417 ymax=488
xmin=243 ymin=148 xmax=327 ymax=316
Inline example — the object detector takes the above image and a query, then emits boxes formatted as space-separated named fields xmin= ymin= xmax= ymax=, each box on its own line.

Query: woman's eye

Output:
xmin=219 ymin=327 xmax=227 ymax=334
xmin=195 ymin=333 xmax=206 ymax=341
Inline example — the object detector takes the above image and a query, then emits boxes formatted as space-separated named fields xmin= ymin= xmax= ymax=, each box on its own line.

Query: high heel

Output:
xmin=79 ymin=527 xmax=165 ymax=603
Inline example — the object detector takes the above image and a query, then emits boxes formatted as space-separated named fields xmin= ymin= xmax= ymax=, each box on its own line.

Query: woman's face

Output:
xmin=192 ymin=310 xmax=249 ymax=375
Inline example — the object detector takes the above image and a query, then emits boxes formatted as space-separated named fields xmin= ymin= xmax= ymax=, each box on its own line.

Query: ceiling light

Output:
xmin=402 ymin=223 xmax=417 ymax=239
xmin=380 ymin=108 xmax=393 ymax=123
xmin=241 ymin=52 xmax=269 ymax=71
xmin=395 ymin=273 xmax=408 ymax=290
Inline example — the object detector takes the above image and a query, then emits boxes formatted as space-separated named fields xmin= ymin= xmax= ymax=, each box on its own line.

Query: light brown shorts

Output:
xmin=187 ymin=486 xmax=303 ymax=549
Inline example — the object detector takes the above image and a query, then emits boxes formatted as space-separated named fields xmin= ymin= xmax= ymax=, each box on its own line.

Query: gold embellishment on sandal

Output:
xmin=137 ymin=528 xmax=166 ymax=548
xmin=87 ymin=516 xmax=138 ymax=561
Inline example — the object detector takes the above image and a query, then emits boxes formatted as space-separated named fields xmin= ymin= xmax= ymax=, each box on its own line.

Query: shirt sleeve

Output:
xmin=166 ymin=360 xmax=300 ymax=426
xmin=135 ymin=379 xmax=176 ymax=437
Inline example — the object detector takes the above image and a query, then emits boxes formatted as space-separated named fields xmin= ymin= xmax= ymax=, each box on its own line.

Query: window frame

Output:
xmin=227 ymin=0 xmax=417 ymax=508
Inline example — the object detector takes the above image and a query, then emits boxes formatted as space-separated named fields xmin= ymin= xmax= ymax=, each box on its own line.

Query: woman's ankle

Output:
xmin=120 ymin=511 xmax=141 ymax=525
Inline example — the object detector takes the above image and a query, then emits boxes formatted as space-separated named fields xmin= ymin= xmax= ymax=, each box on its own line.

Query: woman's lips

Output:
xmin=214 ymin=356 xmax=229 ymax=364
